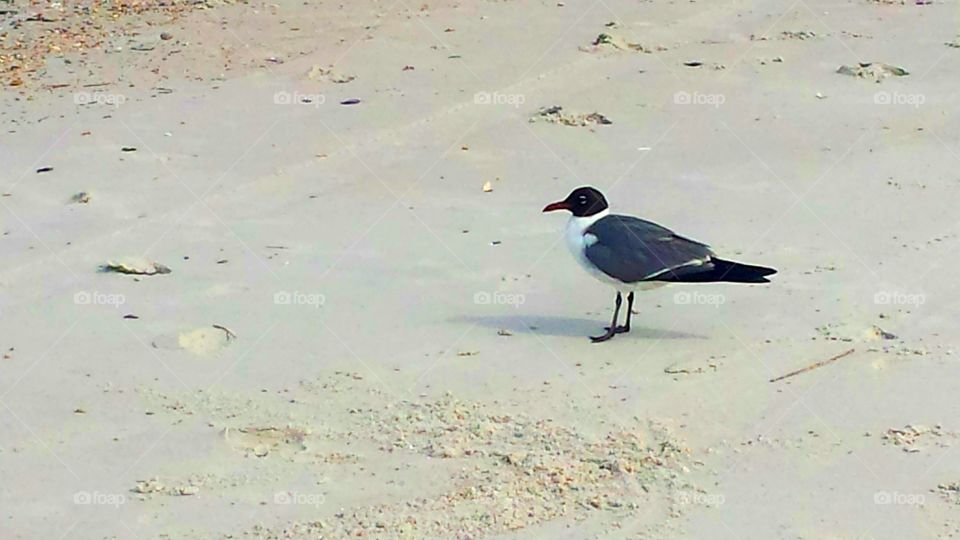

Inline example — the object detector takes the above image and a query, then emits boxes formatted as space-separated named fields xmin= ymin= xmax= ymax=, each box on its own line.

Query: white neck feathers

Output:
xmin=568 ymin=208 xmax=609 ymax=234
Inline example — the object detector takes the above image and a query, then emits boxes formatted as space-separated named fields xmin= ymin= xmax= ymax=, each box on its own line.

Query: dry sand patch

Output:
xmin=138 ymin=372 xmax=703 ymax=539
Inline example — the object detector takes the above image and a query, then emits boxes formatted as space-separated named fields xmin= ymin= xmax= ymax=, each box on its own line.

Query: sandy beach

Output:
xmin=2 ymin=0 xmax=960 ymax=538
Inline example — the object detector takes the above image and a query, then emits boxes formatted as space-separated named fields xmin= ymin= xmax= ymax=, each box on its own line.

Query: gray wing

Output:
xmin=584 ymin=215 xmax=714 ymax=283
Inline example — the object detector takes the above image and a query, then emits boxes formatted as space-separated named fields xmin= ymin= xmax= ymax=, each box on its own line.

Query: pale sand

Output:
xmin=2 ymin=1 xmax=960 ymax=538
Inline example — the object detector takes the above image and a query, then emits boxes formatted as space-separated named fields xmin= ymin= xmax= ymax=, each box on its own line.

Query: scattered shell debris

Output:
xmin=813 ymin=321 xmax=935 ymax=357
xmin=0 ymin=1 xmax=238 ymax=88
xmin=580 ymin=33 xmax=657 ymax=53
xmin=133 ymin=477 xmax=166 ymax=495
xmin=937 ymin=482 xmax=960 ymax=505
xmin=868 ymin=325 xmax=897 ymax=340
xmin=253 ymin=394 xmax=690 ymax=538
xmin=306 ymin=65 xmax=356 ymax=83
xmin=531 ymin=106 xmax=612 ymax=127
xmin=102 ymin=259 xmax=172 ymax=275
xmin=881 ymin=424 xmax=956 ymax=452
xmin=140 ymin=375 xmax=696 ymax=539
xmin=70 ymin=192 xmax=92 ymax=204
xmin=664 ymin=358 xmax=722 ymax=375
xmin=132 ymin=474 xmax=248 ymax=500
xmin=779 ymin=30 xmax=818 ymax=40
xmin=227 ymin=426 xmax=312 ymax=459
xmin=837 ymin=62 xmax=909 ymax=82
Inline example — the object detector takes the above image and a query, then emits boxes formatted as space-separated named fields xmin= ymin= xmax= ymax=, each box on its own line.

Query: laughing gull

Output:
xmin=543 ymin=186 xmax=776 ymax=342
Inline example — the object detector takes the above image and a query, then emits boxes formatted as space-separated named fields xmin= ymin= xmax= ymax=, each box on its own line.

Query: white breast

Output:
xmin=563 ymin=210 xmax=665 ymax=293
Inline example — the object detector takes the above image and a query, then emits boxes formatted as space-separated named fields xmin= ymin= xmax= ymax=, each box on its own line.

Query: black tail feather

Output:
xmin=659 ymin=257 xmax=776 ymax=284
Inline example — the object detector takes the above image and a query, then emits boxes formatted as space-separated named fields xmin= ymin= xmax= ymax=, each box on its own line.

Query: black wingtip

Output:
xmin=713 ymin=258 xmax=776 ymax=283
xmin=658 ymin=258 xmax=776 ymax=284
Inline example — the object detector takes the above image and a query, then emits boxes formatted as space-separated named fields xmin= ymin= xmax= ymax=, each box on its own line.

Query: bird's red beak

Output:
xmin=542 ymin=201 xmax=570 ymax=213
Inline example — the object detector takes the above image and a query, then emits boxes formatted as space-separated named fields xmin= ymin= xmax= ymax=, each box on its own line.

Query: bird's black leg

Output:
xmin=617 ymin=291 xmax=633 ymax=333
xmin=603 ymin=291 xmax=634 ymax=335
xmin=591 ymin=292 xmax=622 ymax=343
xmin=621 ymin=292 xmax=635 ymax=333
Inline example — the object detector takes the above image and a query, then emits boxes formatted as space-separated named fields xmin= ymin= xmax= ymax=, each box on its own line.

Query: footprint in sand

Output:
xmin=152 ymin=326 xmax=235 ymax=356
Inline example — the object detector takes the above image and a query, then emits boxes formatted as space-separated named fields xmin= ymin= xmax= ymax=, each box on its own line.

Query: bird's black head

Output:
xmin=542 ymin=186 xmax=608 ymax=217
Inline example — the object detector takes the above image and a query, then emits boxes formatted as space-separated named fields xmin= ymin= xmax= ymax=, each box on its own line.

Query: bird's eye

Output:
xmin=578 ymin=196 xmax=587 ymax=204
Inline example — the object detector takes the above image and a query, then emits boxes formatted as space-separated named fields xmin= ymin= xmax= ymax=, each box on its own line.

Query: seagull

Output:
xmin=543 ymin=186 xmax=776 ymax=342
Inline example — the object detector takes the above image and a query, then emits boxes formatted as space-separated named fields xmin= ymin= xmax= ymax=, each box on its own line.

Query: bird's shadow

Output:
xmin=456 ymin=315 xmax=705 ymax=340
